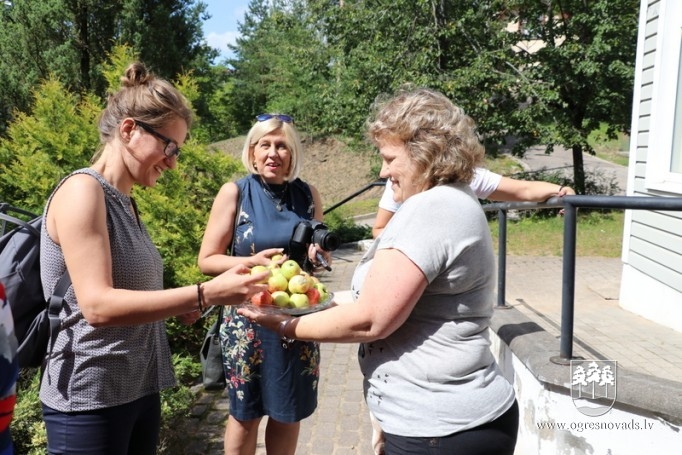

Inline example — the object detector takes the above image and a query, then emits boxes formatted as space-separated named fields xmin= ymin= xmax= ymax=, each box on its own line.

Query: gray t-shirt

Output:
xmin=40 ymin=168 xmax=175 ymax=412
xmin=353 ymin=183 xmax=515 ymax=437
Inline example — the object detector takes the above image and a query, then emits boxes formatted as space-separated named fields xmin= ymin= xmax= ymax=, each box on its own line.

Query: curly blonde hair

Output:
xmin=366 ymin=87 xmax=484 ymax=191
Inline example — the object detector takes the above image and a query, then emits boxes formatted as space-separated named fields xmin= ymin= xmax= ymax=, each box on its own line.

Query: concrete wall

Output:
xmin=489 ymin=302 xmax=682 ymax=454
xmin=490 ymin=330 xmax=682 ymax=454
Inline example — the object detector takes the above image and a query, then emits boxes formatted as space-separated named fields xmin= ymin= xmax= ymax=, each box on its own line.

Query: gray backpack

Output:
xmin=0 ymin=203 xmax=70 ymax=368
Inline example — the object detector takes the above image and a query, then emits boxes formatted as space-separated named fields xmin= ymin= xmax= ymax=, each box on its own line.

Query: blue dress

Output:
xmin=220 ymin=174 xmax=320 ymax=422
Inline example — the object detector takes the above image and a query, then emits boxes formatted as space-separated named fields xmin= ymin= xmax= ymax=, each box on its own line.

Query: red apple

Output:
xmin=250 ymin=290 xmax=273 ymax=306
xmin=305 ymin=287 xmax=320 ymax=305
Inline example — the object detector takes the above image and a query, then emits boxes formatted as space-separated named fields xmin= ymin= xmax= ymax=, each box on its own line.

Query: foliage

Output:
xmin=323 ymin=210 xmax=372 ymax=244
xmin=12 ymin=371 xmax=46 ymax=455
xmin=0 ymin=0 xmax=215 ymax=135
xmin=470 ymin=0 xmax=639 ymax=193
xmin=226 ymin=0 xmax=638 ymax=193
xmin=157 ymin=354 xmax=203 ymax=453
xmin=227 ymin=0 xmax=333 ymax=134
xmin=0 ymin=78 xmax=102 ymax=211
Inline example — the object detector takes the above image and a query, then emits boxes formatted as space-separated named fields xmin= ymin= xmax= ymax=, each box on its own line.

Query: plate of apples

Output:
xmin=243 ymin=257 xmax=335 ymax=316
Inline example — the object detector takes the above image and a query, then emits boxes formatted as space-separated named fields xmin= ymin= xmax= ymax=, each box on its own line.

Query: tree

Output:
xmin=226 ymin=0 xmax=333 ymax=134
xmin=0 ymin=0 xmax=214 ymax=135
xmin=451 ymin=0 xmax=638 ymax=193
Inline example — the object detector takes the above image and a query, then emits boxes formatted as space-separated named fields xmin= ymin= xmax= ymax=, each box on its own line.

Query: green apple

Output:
xmin=300 ymin=271 xmax=316 ymax=289
xmin=280 ymin=259 xmax=302 ymax=280
xmin=289 ymin=293 xmax=310 ymax=309
xmin=287 ymin=274 xmax=310 ymax=294
xmin=271 ymin=291 xmax=291 ymax=308
xmin=250 ymin=265 xmax=271 ymax=283
xmin=313 ymin=282 xmax=329 ymax=302
xmin=271 ymin=253 xmax=284 ymax=262
xmin=268 ymin=273 xmax=289 ymax=293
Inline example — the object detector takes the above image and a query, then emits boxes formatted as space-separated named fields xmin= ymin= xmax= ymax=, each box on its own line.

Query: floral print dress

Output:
xmin=220 ymin=174 xmax=320 ymax=422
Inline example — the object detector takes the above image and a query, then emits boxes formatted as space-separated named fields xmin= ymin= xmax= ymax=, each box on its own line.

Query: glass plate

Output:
xmin=241 ymin=292 xmax=335 ymax=316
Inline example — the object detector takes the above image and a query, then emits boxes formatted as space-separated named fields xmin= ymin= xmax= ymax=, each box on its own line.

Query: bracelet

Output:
xmin=196 ymin=283 xmax=205 ymax=313
xmin=277 ymin=318 xmax=294 ymax=339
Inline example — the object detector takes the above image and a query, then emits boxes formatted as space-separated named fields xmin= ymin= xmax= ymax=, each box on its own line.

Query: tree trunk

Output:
xmin=76 ymin=2 xmax=90 ymax=91
xmin=571 ymin=144 xmax=585 ymax=194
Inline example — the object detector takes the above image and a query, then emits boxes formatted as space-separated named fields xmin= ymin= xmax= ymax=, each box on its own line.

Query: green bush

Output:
xmin=323 ymin=210 xmax=372 ymax=244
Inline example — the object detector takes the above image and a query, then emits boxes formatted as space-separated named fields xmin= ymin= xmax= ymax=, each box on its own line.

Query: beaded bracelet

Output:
xmin=196 ymin=283 xmax=205 ymax=312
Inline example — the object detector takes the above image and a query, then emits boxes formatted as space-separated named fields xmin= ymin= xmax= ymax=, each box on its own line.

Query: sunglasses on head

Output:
xmin=134 ymin=120 xmax=181 ymax=159
xmin=256 ymin=113 xmax=294 ymax=123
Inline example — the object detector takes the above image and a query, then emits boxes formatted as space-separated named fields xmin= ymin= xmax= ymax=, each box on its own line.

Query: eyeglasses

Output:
xmin=134 ymin=120 xmax=181 ymax=158
xmin=256 ymin=113 xmax=294 ymax=124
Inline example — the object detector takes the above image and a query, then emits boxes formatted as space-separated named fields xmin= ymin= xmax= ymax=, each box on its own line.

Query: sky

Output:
xmin=202 ymin=0 xmax=249 ymax=61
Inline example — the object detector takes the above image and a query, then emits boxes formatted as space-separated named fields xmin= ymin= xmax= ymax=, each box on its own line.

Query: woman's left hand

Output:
xmin=237 ymin=306 xmax=291 ymax=335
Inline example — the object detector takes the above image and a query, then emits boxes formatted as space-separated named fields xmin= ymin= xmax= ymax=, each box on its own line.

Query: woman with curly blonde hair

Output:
xmin=241 ymin=87 xmax=519 ymax=455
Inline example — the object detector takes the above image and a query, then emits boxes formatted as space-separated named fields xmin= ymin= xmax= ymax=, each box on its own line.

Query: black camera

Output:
xmin=288 ymin=220 xmax=341 ymax=272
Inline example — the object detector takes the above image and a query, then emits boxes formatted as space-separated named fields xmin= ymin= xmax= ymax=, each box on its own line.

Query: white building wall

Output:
xmin=621 ymin=0 xmax=682 ymax=332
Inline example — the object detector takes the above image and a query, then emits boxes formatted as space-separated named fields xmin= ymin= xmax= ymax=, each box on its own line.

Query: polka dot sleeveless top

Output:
xmin=39 ymin=168 xmax=175 ymax=412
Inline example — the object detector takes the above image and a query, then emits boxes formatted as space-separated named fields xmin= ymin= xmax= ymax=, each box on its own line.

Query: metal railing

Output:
xmin=323 ymin=179 xmax=386 ymax=215
xmin=482 ymin=195 xmax=682 ymax=365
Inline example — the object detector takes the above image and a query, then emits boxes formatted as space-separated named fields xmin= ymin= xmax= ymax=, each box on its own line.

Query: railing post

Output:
xmin=496 ymin=209 xmax=510 ymax=308
xmin=551 ymin=200 xmax=578 ymax=365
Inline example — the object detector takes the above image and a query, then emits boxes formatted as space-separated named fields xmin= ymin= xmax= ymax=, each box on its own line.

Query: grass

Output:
xmin=588 ymin=124 xmax=631 ymax=167
xmin=337 ymin=129 xmax=628 ymax=258
xmin=489 ymin=211 xmax=625 ymax=257
xmin=326 ymin=198 xmax=380 ymax=218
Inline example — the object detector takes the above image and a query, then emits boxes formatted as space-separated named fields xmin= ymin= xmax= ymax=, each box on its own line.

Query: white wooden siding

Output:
xmin=626 ymin=0 xmax=682 ymax=299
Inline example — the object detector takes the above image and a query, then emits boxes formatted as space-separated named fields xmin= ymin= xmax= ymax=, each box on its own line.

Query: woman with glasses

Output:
xmin=198 ymin=114 xmax=330 ymax=455
xmin=39 ymin=62 xmax=268 ymax=455
xmin=240 ymin=88 xmax=519 ymax=455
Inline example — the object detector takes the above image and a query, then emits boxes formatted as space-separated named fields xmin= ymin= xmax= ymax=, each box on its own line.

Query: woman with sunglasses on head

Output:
xmin=198 ymin=114 xmax=330 ymax=455
xmin=39 ymin=62 xmax=268 ymax=455
xmin=240 ymin=88 xmax=519 ymax=455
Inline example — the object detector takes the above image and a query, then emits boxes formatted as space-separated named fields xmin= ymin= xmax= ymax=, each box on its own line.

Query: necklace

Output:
xmin=261 ymin=181 xmax=289 ymax=211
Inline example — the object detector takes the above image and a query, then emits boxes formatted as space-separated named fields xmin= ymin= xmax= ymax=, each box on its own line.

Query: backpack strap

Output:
xmin=46 ymin=269 xmax=71 ymax=358
xmin=0 ymin=211 xmax=40 ymax=237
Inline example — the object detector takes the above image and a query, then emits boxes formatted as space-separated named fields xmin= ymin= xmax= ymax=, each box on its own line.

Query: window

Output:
xmin=671 ymin=39 xmax=682 ymax=173
xmin=646 ymin=1 xmax=682 ymax=193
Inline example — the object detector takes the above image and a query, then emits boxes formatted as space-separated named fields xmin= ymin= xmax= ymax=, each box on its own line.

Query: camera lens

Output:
xmin=313 ymin=229 xmax=341 ymax=251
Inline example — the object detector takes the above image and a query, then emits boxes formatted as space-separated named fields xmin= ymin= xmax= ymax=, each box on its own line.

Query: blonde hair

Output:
xmin=366 ymin=87 xmax=484 ymax=191
xmin=241 ymin=117 xmax=303 ymax=180
xmin=97 ymin=62 xmax=193 ymax=149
